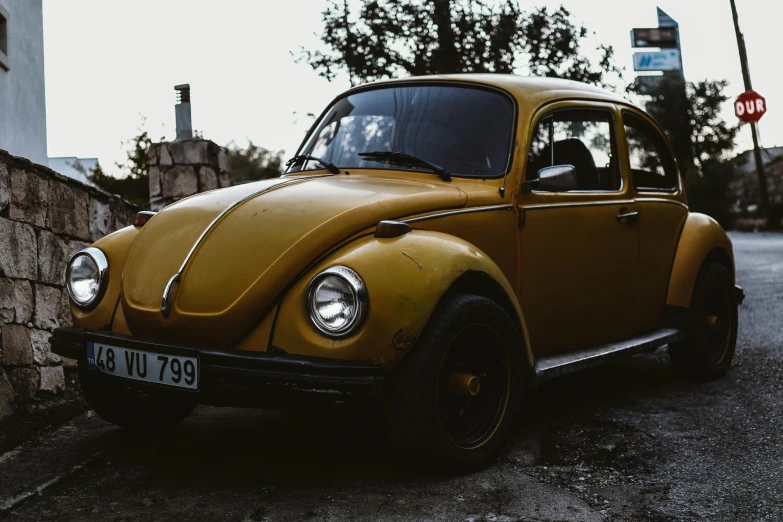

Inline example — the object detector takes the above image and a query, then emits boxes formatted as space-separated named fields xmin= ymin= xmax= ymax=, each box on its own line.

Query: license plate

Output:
xmin=86 ymin=342 xmax=198 ymax=390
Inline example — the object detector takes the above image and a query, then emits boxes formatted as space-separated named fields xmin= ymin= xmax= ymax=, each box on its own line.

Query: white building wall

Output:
xmin=0 ymin=0 xmax=47 ymax=166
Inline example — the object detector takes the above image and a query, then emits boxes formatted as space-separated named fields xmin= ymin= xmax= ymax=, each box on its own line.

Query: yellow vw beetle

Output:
xmin=52 ymin=75 xmax=743 ymax=470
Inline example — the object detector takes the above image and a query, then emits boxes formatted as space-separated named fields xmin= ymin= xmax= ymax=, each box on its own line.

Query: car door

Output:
xmin=518 ymin=103 xmax=641 ymax=356
xmin=621 ymin=110 xmax=689 ymax=333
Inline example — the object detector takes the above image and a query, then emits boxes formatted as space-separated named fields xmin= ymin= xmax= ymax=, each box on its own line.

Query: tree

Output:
xmin=85 ymin=126 xmax=153 ymax=208
xmin=644 ymin=77 xmax=739 ymax=173
xmin=227 ymin=141 xmax=284 ymax=183
xmin=643 ymin=78 xmax=740 ymax=225
xmin=301 ymin=1 xmax=622 ymax=88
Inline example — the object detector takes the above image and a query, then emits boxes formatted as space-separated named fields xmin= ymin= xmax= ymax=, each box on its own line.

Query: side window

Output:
xmin=527 ymin=109 xmax=620 ymax=191
xmin=623 ymin=112 xmax=678 ymax=191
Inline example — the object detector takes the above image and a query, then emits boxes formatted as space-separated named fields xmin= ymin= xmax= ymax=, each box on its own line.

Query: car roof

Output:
xmin=348 ymin=73 xmax=632 ymax=108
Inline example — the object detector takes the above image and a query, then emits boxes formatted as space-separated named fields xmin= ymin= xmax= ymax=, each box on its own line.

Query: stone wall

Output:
xmin=0 ymin=149 xmax=138 ymax=421
xmin=148 ymin=139 xmax=230 ymax=211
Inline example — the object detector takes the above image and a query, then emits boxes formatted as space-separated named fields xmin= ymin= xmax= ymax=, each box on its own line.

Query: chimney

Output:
xmin=174 ymin=84 xmax=193 ymax=141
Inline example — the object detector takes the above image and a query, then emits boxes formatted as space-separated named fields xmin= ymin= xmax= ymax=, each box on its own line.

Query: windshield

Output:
xmin=289 ymin=84 xmax=515 ymax=178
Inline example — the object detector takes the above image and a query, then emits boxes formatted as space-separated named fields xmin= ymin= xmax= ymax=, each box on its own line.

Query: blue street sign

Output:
xmin=633 ymin=50 xmax=681 ymax=72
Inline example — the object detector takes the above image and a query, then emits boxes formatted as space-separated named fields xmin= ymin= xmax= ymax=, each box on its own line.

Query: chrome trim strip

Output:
xmin=403 ymin=204 xmax=514 ymax=224
xmin=160 ymin=273 xmax=180 ymax=318
xmin=160 ymin=174 xmax=337 ymax=315
xmin=634 ymin=198 xmax=689 ymax=209
xmin=523 ymin=200 xmax=635 ymax=211
xmin=66 ymin=247 xmax=109 ymax=310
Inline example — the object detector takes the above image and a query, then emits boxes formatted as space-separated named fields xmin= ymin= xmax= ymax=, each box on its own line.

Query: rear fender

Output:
xmin=269 ymin=231 xmax=532 ymax=370
xmin=666 ymin=213 xmax=735 ymax=308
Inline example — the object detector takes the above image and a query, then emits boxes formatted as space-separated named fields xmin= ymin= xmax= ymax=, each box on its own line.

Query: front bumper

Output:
xmin=51 ymin=327 xmax=384 ymax=407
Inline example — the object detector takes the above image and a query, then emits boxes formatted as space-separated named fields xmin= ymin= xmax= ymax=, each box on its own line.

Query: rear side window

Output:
xmin=623 ymin=112 xmax=678 ymax=191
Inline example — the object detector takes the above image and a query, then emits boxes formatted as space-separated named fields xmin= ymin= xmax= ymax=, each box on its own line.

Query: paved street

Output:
xmin=0 ymin=231 xmax=781 ymax=521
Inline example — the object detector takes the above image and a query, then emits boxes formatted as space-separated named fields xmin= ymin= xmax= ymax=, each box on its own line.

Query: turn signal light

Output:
xmin=374 ymin=220 xmax=411 ymax=238
xmin=134 ymin=211 xmax=157 ymax=228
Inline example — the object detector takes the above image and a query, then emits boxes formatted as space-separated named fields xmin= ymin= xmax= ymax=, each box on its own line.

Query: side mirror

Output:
xmin=523 ymin=164 xmax=577 ymax=193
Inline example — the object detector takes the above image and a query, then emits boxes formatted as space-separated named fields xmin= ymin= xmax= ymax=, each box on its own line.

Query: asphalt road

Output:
xmin=0 ymin=231 xmax=781 ymax=521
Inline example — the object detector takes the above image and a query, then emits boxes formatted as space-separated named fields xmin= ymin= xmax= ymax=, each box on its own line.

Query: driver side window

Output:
xmin=527 ymin=109 xmax=620 ymax=191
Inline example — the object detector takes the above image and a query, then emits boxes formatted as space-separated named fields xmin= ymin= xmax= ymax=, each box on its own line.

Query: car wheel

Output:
xmin=669 ymin=262 xmax=738 ymax=381
xmin=78 ymin=362 xmax=196 ymax=432
xmin=384 ymin=293 xmax=524 ymax=471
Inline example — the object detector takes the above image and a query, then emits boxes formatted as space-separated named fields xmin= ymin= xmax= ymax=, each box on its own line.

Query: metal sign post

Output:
xmin=631 ymin=8 xmax=693 ymax=172
xmin=730 ymin=0 xmax=770 ymax=225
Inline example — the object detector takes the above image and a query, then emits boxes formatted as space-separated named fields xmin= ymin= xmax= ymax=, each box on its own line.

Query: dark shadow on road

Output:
xmin=84 ymin=349 xmax=701 ymax=489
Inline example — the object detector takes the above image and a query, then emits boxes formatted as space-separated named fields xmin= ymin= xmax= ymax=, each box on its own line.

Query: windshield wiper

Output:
xmin=285 ymin=154 xmax=340 ymax=174
xmin=358 ymin=151 xmax=451 ymax=182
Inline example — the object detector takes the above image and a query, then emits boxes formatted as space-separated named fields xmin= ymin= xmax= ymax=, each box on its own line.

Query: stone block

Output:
xmin=39 ymin=366 xmax=65 ymax=394
xmin=0 ymin=161 xmax=9 ymax=213
xmin=89 ymin=198 xmax=112 ymax=241
xmin=0 ymin=218 xmax=37 ymax=280
xmin=13 ymin=279 xmax=33 ymax=324
xmin=34 ymin=284 xmax=62 ymax=330
xmin=199 ymin=166 xmax=218 ymax=192
xmin=31 ymin=328 xmax=60 ymax=365
xmin=8 ymin=368 xmax=39 ymax=401
xmin=218 ymin=148 xmax=230 ymax=173
xmin=1 ymin=324 xmax=33 ymax=366
xmin=0 ymin=371 xmax=16 ymax=422
xmin=169 ymin=140 xmax=209 ymax=165
xmin=38 ymin=230 xmax=70 ymax=285
xmin=9 ymin=168 xmax=49 ymax=226
xmin=0 ymin=278 xmax=31 ymax=323
xmin=163 ymin=166 xmax=198 ymax=198
xmin=149 ymin=166 xmax=162 ymax=197
xmin=159 ymin=144 xmax=173 ymax=166
xmin=59 ymin=288 xmax=73 ymax=328
xmin=147 ymin=143 xmax=159 ymax=166
xmin=67 ymin=239 xmax=90 ymax=257
xmin=218 ymin=171 xmax=231 ymax=188
xmin=48 ymin=183 xmax=90 ymax=240
xmin=149 ymin=197 xmax=168 ymax=212
xmin=110 ymin=201 xmax=136 ymax=232
xmin=0 ymin=278 xmax=14 ymax=322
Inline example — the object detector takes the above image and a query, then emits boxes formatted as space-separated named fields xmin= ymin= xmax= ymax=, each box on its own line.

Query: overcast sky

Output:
xmin=43 ymin=0 xmax=783 ymax=170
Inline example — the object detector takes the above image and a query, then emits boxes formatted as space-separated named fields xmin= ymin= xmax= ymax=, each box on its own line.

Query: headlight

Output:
xmin=307 ymin=266 xmax=368 ymax=336
xmin=66 ymin=248 xmax=109 ymax=308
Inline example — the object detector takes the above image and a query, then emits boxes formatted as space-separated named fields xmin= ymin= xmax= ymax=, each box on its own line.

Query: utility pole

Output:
xmin=730 ymin=0 xmax=770 ymax=226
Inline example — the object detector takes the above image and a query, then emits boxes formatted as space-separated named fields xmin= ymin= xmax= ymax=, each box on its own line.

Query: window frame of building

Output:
xmin=0 ymin=2 xmax=9 ymax=71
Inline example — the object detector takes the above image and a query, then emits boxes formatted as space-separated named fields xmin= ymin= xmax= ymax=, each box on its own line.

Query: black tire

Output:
xmin=78 ymin=362 xmax=196 ymax=432
xmin=384 ymin=293 xmax=524 ymax=472
xmin=669 ymin=262 xmax=738 ymax=381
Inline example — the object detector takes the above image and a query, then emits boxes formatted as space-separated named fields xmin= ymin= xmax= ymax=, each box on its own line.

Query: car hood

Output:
xmin=121 ymin=173 xmax=467 ymax=346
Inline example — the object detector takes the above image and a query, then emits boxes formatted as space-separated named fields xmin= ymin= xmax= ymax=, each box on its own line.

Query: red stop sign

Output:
xmin=735 ymin=90 xmax=767 ymax=123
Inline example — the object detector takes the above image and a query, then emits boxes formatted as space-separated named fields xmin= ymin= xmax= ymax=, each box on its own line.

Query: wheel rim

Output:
xmin=703 ymin=284 xmax=733 ymax=364
xmin=436 ymin=323 xmax=509 ymax=450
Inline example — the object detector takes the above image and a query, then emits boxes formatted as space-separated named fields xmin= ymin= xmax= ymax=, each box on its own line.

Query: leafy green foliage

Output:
xmin=301 ymin=0 xmax=621 ymax=88
xmin=227 ymin=141 xmax=284 ymax=183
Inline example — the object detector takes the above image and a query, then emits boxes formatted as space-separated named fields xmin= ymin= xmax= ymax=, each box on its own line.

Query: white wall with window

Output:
xmin=0 ymin=0 xmax=48 ymax=166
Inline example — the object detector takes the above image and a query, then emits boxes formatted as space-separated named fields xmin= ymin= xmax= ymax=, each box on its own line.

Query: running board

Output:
xmin=533 ymin=328 xmax=685 ymax=381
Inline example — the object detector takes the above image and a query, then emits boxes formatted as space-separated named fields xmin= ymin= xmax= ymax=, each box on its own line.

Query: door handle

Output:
xmin=616 ymin=211 xmax=639 ymax=223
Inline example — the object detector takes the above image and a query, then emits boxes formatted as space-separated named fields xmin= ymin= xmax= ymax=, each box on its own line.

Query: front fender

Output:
xmin=71 ymin=225 xmax=139 ymax=330
xmin=269 ymin=230 xmax=531 ymax=370
xmin=666 ymin=213 xmax=735 ymax=308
